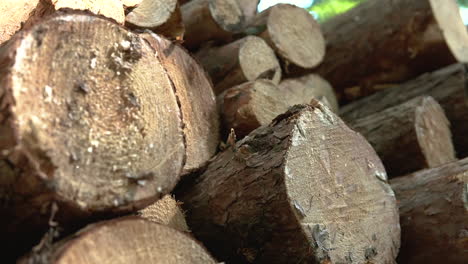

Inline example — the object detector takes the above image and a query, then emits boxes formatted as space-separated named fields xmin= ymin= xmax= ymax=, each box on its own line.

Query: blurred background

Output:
xmin=258 ymin=0 xmax=468 ymax=24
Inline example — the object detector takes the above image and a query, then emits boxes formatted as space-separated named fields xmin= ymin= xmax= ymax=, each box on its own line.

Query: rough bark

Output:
xmin=246 ymin=4 xmax=325 ymax=70
xmin=219 ymin=79 xmax=289 ymax=138
xmin=139 ymin=195 xmax=189 ymax=232
xmin=141 ymin=33 xmax=219 ymax=174
xmin=181 ymin=0 xmax=245 ymax=50
xmin=196 ymin=36 xmax=281 ymax=95
xmin=350 ymin=96 xmax=455 ymax=177
xmin=314 ymin=0 xmax=468 ymax=101
xmin=0 ymin=12 xmax=185 ymax=259
xmin=177 ymin=104 xmax=400 ymax=264
xmin=125 ymin=0 xmax=184 ymax=40
xmin=340 ymin=63 xmax=468 ymax=158
xmin=19 ymin=217 xmax=216 ymax=264
xmin=390 ymin=158 xmax=468 ymax=264
xmin=0 ymin=0 xmax=40 ymax=45
xmin=279 ymin=74 xmax=339 ymax=113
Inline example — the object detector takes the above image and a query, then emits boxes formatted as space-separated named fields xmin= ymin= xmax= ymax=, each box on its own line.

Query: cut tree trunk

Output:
xmin=246 ymin=4 xmax=325 ymax=70
xmin=314 ymin=0 xmax=468 ymax=101
xmin=279 ymin=74 xmax=339 ymax=113
xmin=139 ymin=195 xmax=189 ymax=232
xmin=196 ymin=35 xmax=281 ymax=95
xmin=0 ymin=0 xmax=39 ymax=44
xmin=0 ymin=12 xmax=185 ymax=259
xmin=390 ymin=158 xmax=468 ymax=264
xmin=218 ymin=79 xmax=289 ymax=138
xmin=349 ymin=96 xmax=455 ymax=177
xmin=340 ymin=63 xmax=468 ymax=158
xmin=219 ymin=77 xmax=339 ymax=138
xmin=177 ymin=104 xmax=400 ymax=264
xmin=125 ymin=0 xmax=184 ymax=40
xmin=181 ymin=0 xmax=245 ymax=50
xmin=19 ymin=217 xmax=216 ymax=264
xmin=141 ymin=33 xmax=219 ymax=174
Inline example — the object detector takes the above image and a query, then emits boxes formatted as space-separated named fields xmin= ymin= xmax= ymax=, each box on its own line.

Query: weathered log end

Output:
xmin=178 ymin=103 xmax=400 ymax=263
xmin=19 ymin=217 xmax=216 ymax=264
xmin=279 ymin=73 xmax=339 ymax=113
xmin=415 ymin=96 xmax=456 ymax=167
xmin=220 ymin=79 xmax=289 ymax=138
xmin=350 ymin=96 xmax=456 ymax=177
xmin=125 ymin=0 xmax=184 ymax=40
xmin=251 ymin=4 xmax=325 ymax=69
xmin=429 ymin=0 xmax=468 ymax=62
xmin=139 ymin=195 xmax=189 ymax=233
xmin=181 ymin=0 xmax=245 ymax=49
xmin=208 ymin=36 xmax=282 ymax=94
xmin=0 ymin=12 xmax=185 ymax=250
xmin=141 ymin=33 xmax=219 ymax=174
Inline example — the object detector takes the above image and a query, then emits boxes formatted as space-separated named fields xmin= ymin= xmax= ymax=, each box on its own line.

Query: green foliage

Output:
xmin=458 ymin=0 xmax=468 ymax=8
xmin=308 ymin=0 xmax=366 ymax=23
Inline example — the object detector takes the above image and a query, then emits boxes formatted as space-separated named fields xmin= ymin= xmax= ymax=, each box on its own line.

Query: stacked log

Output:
xmin=391 ymin=158 xmax=468 ymax=264
xmin=0 ymin=11 xmax=217 ymax=260
xmin=141 ymin=32 xmax=219 ymax=174
xmin=246 ymin=4 xmax=325 ymax=71
xmin=1 ymin=0 xmax=467 ymax=263
xmin=196 ymin=35 xmax=281 ymax=94
xmin=18 ymin=217 xmax=216 ymax=264
xmin=177 ymin=104 xmax=400 ymax=263
xmin=218 ymin=77 xmax=338 ymax=138
xmin=125 ymin=0 xmax=184 ymax=40
xmin=341 ymin=63 xmax=468 ymax=158
xmin=180 ymin=0 xmax=245 ymax=49
xmin=313 ymin=0 xmax=468 ymax=101
xmin=349 ymin=96 xmax=456 ymax=177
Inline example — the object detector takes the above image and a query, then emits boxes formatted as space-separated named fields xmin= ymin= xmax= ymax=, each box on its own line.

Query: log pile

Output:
xmin=0 ymin=0 xmax=467 ymax=263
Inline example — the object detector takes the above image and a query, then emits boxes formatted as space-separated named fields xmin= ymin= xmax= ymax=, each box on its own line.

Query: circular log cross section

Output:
xmin=220 ymin=79 xmax=289 ymax=137
xmin=125 ymin=0 xmax=184 ymax=40
xmin=179 ymin=104 xmax=400 ymax=263
xmin=0 ymin=13 xmax=185 ymax=217
xmin=196 ymin=35 xmax=281 ymax=94
xmin=349 ymin=96 xmax=456 ymax=177
xmin=279 ymin=74 xmax=339 ymax=113
xmin=258 ymin=4 xmax=325 ymax=69
xmin=126 ymin=0 xmax=178 ymax=28
xmin=20 ymin=217 xmax=216 ymax=264
xmin=181 ymin=0 xmax=245 ymax=49
xmin=208 ymin=0 xmax=244 ymax=33
xmin=429 ymin=0 xmax=468 ymax=62
xmin=238 ymin=36 xmax=281 ymax=85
